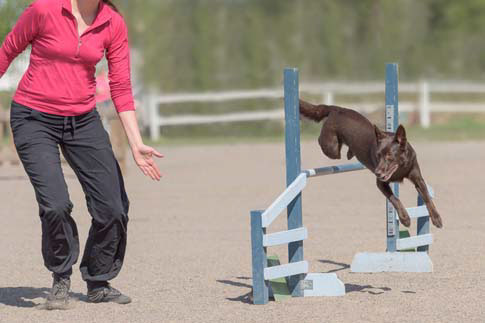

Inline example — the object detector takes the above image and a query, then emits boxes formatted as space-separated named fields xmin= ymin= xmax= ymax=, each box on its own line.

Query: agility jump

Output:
xmin=250 ymin=64 xmax=435 ymax=305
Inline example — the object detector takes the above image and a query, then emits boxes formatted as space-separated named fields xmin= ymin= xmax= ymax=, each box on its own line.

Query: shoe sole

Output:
xmin=38 ymin=299 xmax=72 ymax=311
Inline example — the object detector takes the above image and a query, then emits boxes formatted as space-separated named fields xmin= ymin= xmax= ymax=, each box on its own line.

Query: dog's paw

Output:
xmin=398 ymin=211 xmax=411 ymax=227
xmin=400 ymin=216 xmax=411 ymax=227
xmin=430 ymin=212 xmax=443 ymax=229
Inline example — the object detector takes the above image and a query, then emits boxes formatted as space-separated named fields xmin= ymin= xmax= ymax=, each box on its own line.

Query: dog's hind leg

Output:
xmin=318 ymin=118 xmax=342 ymax=160
xmin=376 ymin=179 xmax=411 ymax=227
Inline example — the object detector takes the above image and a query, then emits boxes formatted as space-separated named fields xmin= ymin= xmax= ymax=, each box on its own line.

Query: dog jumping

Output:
xmin=299 ymin=100 xmax=443 ymax=229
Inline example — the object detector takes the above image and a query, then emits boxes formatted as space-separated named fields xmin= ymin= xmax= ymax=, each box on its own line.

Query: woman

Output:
xmin=0 ymin=0 xmax=162 ymax=308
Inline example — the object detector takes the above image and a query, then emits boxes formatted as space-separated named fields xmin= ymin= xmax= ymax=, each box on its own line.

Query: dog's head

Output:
xmin=374 ymin=125 xmax=412 ymax=182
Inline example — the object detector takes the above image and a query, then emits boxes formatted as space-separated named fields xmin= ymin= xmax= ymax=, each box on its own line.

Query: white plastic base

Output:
xmin=351 ymin=252 xmax=433 ymax=273
xmin=302 ymin=273 xmax=346 ymax=297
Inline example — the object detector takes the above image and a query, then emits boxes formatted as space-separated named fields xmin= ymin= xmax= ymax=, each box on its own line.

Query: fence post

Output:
xmin=385 ymin=63 xmax=399 ymax=252
xmin=419 ymin=80 xmax=430 ymax=128
xmin=284 ymin=68 xmax=304 ymax=297
xmin=148 ymin=91 xmax=160 ymax=141
xmin=323 ymin=91 xmax=334 ymax=105
xmin=250 ymin=210 xmax=269 ymax=304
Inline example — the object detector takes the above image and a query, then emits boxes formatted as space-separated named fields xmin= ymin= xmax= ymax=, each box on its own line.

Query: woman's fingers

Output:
xmin=148 ymin=166 xmax=160 ymax=181
xmin=152 ymin=149 xmax=164 ymax=158
xmin=151 ymin=160 xmax=162 ymax=178
xmin=137 ymin=148 xmax=163 ymax=180
xmin=142 ymin=162 xmax=160 ymax=181
xmin=140 ymin=166 xmax=149 ymax=177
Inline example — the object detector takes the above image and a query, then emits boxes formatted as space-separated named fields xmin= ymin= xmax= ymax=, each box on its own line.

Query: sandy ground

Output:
xmin=0 ymin=140 xmax=484 ymax=323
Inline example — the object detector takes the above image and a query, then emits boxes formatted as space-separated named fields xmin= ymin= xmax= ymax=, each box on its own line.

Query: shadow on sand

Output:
xmin=0 ymin=287 xmax=86 ymax=308
xmin=217 ymin=277 xmax=252 ymax=304
xmin=345 ymin=284 xmax=392 ymax=295
xmin=318 ymin=259 xmax=351 ymax=273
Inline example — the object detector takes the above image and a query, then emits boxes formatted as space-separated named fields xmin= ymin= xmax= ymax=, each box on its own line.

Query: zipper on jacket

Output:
xmin=76 ymin=36 xmax=82 ymax=57
xmin=73 ymin=17 xmax=82 ymax=58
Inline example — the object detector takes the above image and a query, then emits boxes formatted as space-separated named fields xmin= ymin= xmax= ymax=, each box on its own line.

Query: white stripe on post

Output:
xmin=262 ymin=227 xmax=308 ymax=247
xmin=263 ymin=261 xmax=309 ymax=280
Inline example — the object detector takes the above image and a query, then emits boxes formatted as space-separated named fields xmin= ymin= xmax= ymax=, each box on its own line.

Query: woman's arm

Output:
xmin=118 ymin=110 xmax=163 ymax=181
xmin=0 ymin=3 xmax=41 ymax=78
xmin=106 ymin=15 xmax=162 ymax=180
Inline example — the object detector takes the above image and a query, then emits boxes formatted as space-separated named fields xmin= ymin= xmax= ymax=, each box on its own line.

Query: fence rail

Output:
xmin=146 ymin=81 xmax=485 ymax=140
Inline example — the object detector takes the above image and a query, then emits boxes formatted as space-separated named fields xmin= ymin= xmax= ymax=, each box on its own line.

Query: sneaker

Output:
xmin=87 ymin=283 xmax=131 ymax=304
xmin=45 ymin=273 xmax=71 ymax=310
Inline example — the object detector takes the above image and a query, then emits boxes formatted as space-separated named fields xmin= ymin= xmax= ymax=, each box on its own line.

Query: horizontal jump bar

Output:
xmin=263 ymin=227 xmax=308 ymax=247
xmin=401 ymin=206 xmax=429 ymax=220
xmin=397 ymin=234 xmax=433 ymax=250
xmin=304 ymin=163 xmax=365 ymax=178
xmin=264 ymin=261 xmax=309 ymax=280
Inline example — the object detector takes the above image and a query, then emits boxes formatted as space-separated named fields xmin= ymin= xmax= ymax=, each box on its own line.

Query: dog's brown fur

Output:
xmin=299 ymin=100 xmax=443 ymax=228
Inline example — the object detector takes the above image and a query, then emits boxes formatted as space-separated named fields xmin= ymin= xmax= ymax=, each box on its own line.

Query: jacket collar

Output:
xmin=62 ymin=0 xmax=112 ymax=34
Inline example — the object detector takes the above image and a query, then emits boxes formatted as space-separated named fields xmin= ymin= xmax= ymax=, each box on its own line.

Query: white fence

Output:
xmin=2 ymin=55 xmax=484 ymax=139
xmin=0 ymin=51 xmax=29 ymax=91
xmin=145 ymin=81 xmax=485 ymax=140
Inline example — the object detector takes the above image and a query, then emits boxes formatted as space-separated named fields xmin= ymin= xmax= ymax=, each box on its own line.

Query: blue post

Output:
xmin=250 ymin=210 xmax=268 ymax=304
xmin=385 ymin=63 xmax=399 ymax=252
xmin=284 ymin=68 xmax=304 ymax=297
xmin=416 ymin=195 xmax=430 ymax=252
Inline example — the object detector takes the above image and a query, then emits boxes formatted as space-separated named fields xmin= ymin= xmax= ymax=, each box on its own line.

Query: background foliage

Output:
xmin=1 ymin=0 xmax=485 ymax=142
xmin=2 ymin=0 xmax=485 ymax=91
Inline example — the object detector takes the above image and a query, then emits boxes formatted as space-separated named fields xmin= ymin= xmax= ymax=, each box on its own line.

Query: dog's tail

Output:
xmin=299 ymin=100 xmax=335 ymax=122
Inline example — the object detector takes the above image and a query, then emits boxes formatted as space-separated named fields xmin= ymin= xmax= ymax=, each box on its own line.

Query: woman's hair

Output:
xmin=102 ymin=0 xmax=119 ymax=12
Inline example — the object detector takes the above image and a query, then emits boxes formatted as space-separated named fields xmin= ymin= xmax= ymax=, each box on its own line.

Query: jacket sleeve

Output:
xmin=0 ymin=3 xmax=41 ymax=78
xmin=106 ymin=16 xmax=135 ymax=113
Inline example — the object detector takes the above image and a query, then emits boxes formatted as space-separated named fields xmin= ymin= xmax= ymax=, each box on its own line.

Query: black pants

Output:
xmin=10 ymin=101 xmax=129 ymax=283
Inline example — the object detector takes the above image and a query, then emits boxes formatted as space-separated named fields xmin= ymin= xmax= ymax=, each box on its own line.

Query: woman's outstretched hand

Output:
xmin=132 ymin=144 xmax=163 ymax=181
xmin=117 ymin=110 xmax=163 ymax=181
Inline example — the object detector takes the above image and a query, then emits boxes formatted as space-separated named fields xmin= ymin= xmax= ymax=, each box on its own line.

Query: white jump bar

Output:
xmin=397 ymin=234 xmax=433 ymax=250
xmin=264 ymin=261 xmax=309 ymax=280
xmin=263 ymin=227 xmax=308 ymax=247
xmin=401 ymin=206 xmax=430 ymax=220
xmin=261 ymin=173 xmax=307 ymax=228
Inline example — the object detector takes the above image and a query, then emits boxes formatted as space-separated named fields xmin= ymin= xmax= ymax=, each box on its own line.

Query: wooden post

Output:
xmin=148 ymin=91 xmax=160 ymax=141
xmin=419 ymin=80 xmax=430 ymax=128
xmin=284 ymin=68 xmax=304 ymax=297
xmin=250 ymin=210 xmax=269 ymax=304
xmin=385 ymin=63 xmax=399 ymax=252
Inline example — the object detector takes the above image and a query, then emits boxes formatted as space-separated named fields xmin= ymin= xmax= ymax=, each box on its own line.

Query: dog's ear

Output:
xmin=395 ymin=124 xmax=407 ymax=146
xmin=374 ymin=125 xmax=385 ymax=142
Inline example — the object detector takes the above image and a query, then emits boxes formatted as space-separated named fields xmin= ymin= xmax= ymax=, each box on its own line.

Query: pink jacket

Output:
xmin=0 ymin=0 xmax=135 ymax=116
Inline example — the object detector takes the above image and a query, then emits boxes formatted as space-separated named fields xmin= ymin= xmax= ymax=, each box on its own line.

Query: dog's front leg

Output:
xmin=408 ymin=170 xmax=443 ymax=228
xmin=376 ymin=179 xmax=411 ymax=227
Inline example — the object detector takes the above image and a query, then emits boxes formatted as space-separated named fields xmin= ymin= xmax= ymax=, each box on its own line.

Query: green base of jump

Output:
xmin=267 ymin=255 xmax=291 ymax=301
xmin=399 ymin=230 xmax=416 ymax=252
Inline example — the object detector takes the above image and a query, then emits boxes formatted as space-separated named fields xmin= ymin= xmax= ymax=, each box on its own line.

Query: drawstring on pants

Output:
xmin=63 ymin=116 xmax=77 ymax=139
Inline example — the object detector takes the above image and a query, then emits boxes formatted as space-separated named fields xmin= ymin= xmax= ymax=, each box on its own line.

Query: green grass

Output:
xmin=407 ymin=114 xmax=485 ymax=141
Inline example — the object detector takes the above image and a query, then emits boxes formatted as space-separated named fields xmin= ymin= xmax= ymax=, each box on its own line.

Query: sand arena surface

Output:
xmin=0 ymin=141 xmax=483 ymax=322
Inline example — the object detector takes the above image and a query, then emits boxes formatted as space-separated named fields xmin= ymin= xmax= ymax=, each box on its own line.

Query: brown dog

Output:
xmin=299 ymin=100 xmax=443 ymax=228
